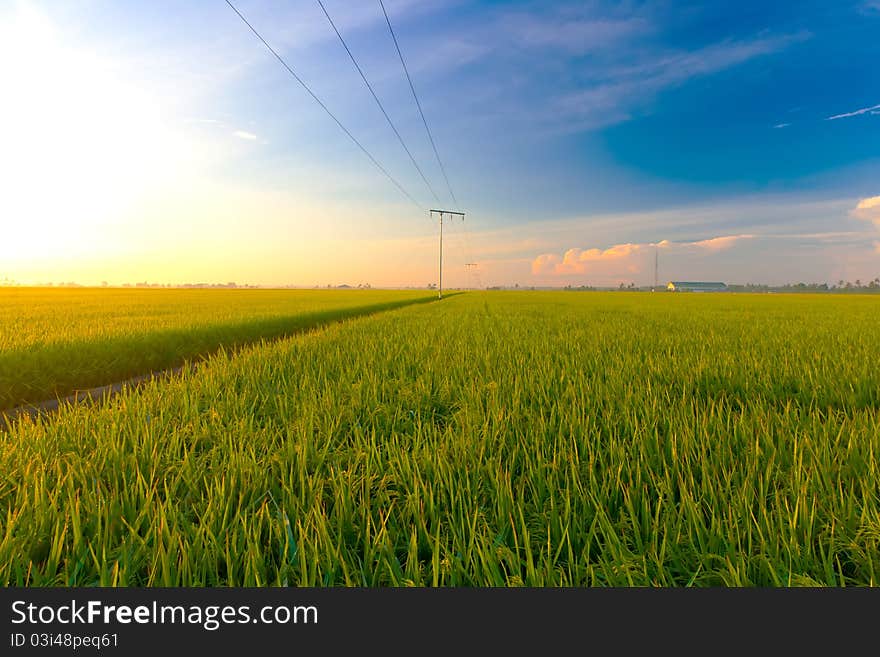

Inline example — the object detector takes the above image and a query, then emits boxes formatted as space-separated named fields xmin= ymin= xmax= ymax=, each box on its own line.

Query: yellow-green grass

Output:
xmin=0 ymin=287 xmax=434 ymax=409
xmin=1 ymin=292 xmax=879 ymax=585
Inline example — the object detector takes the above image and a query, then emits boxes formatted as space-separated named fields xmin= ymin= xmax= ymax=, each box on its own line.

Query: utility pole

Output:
xmin=653 ymin=246 xmax=658 ymax=292
xmin=430 ymin=209 xmax=465 ymax=299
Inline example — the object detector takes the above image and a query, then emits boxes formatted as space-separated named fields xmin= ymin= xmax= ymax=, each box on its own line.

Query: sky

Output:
xmin=1 ymin=0 xmax=879 ymax=288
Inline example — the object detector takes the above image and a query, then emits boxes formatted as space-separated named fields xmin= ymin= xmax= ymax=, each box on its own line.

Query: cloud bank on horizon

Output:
xmin=531 ymin=234 xmax=754 ymax=280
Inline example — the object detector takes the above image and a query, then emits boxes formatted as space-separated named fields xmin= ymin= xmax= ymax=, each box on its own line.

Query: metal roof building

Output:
xmin=666 ymin=281 xmax=728 ymax=292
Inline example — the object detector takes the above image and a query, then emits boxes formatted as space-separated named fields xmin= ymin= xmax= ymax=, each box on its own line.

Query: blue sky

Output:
xmin=2 ymin=0 xmax=879 ymax=286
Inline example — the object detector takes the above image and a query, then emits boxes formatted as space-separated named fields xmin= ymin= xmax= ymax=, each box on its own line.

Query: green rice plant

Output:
xmin=1 ymin=291 xmax=878 ymax=586
xmin=0 ymin=288 xmax=434 ymax=409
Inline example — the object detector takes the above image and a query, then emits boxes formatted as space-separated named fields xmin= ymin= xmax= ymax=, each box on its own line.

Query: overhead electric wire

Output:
xmin=223 ymin=0 xmax=424 ymax=211
xmin=316 ymin=0 xmax=440 ymax=205
xmin=376 ymin=0 xmax=478 ymax=287
xmin=378 ymin=0 xmax=459 ymax=209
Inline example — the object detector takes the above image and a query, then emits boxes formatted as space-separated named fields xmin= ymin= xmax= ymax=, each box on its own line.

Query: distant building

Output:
xmin=667 ymin=281 xmax=728 ymax=292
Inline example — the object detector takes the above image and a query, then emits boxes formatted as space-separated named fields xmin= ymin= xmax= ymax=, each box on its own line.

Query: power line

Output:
xmin=316 ymin=0 xmax=439 ymax=205
xmin=223 ymin=0 xmax=424 ymax=211
xmin=378 ymin=0 xmax=459 ymax=209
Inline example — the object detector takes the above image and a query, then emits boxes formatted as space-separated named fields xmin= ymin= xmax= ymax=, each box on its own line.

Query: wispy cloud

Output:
xmin=773 ymin=122 xmax=791 ymax=129
xmin=534 ymin=32 xmax=809 ymax=132
xmin=182 ymin=118 xmax=262 ymax=143
xmin=692 ymin=234 xmax=755 ymax=251
xmin=425 ymin=3 xmax=811 ymax=136
xmin=499 ymin=13 xmax=649 ymax=55
xmin=826 ymin=103 xmax=880 ymax=120
xmin=233 ymin=0 xmax=445 ymax=54
xmin=183 ymin=118 xmax=223 ymax=125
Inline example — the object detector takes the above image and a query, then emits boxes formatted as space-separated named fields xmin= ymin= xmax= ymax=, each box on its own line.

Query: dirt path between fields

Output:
xmin=0 ymin=366 xmax=189 ymax=429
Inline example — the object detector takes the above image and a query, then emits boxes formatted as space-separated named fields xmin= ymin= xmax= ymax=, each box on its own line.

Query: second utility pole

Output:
xmin=430 ymin=209 xmax=465 ymax=299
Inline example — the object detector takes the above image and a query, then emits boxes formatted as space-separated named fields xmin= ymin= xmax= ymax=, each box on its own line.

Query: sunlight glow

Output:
xmin=0 ymin=7 xmax=184 ymax=263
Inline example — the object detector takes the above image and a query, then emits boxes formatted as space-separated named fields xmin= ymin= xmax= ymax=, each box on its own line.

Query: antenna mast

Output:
xmin=654 ymin=246 xmax=658 ymax=292
xmin=430 ymin=209 xmax=465 ymax=299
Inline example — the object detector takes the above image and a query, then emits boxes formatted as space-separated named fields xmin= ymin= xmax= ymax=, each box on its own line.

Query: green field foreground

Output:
xmin=2 ymin=291 xmax=879 ymax=585
xmin=0 ymin=288 xmax=434 ymax=409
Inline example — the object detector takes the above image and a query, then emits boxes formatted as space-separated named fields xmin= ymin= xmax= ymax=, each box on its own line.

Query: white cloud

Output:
xmin=233 ymin=130 xmax=258 ymax=141
xmin=532 ymin=234 xmax=754 ymax=278
xmin=773 ymin=122 xmax=791 ymax=129
xmin=855 ymin=196 xmax=880 ymax=211
xmin=451 ymin=192 xmax=880 ymax=287
xmin=826 ymin=103 xmax=880 ymax=120
xmin=851 ymin=197 xmax=880 ymax=246
xmin=852 ymin=196 xmax=880 ymax=221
